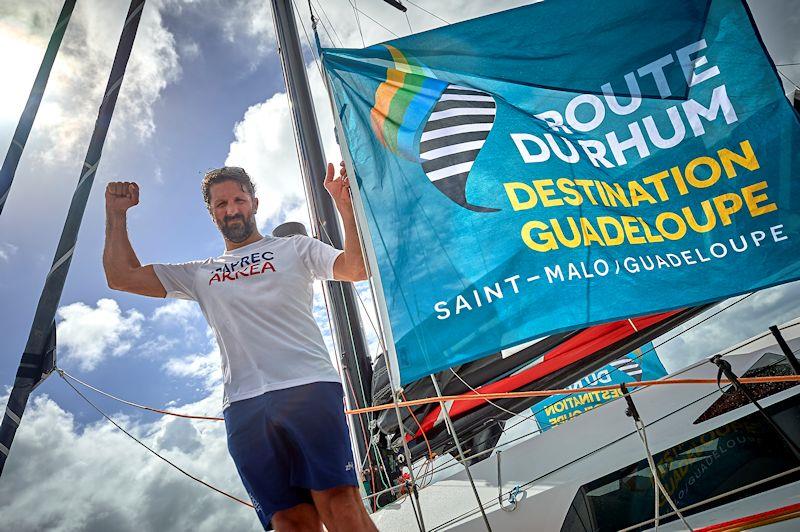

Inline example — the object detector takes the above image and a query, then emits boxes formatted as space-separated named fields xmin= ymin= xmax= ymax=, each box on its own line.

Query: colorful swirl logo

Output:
xmin=371 ymin=45 xmax=498 ymax=212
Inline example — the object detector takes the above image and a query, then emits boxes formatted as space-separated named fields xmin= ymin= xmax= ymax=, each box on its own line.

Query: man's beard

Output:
xmin=217 ymin=214 xmax=256 ymax=243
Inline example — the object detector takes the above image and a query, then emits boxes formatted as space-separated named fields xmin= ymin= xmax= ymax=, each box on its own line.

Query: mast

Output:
xmin=0 ymin=0 xmax=147 ymax=477
xmin=0 ymin=0 xmax=77 ymax=215
xmin=269 ymin=0 xmax=374 ymax=471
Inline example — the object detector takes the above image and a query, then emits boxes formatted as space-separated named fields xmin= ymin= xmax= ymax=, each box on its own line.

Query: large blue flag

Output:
xmin=322 ymin=0 xmax=800 ymax=385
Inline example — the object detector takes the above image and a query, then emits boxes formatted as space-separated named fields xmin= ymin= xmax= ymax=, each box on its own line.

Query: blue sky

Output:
xmin=0 ymin=1 xmax=799 ymax=530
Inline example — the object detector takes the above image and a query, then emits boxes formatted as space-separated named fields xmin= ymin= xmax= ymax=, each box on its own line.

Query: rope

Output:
xmin=345 ymin=375 xmax=800 ymax=415
xmin=55 ymin=366 xmax=800 ymax=422
xmin=58 ymin=368 xmax=224 ymax=420
xmin=634 ymin=418 xmax=694 ymax=530
xmin=412 ymin=334 xmax=799 ymax=486
xmin=477 ymin=293 xmax=757 ymax=440
xmin=56 ymin=370 xmax=253 ymax=509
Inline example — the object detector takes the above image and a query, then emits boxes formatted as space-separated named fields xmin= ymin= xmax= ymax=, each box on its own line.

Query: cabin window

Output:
xmin=561 ymin=393 xmax=800 ymax=531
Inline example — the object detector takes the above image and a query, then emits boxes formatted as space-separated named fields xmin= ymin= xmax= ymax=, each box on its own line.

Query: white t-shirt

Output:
xmin=153 ymin=234 xmax=344 ymax=409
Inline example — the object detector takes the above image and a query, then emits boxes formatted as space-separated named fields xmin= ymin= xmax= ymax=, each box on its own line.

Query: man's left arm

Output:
xmin=325 ymin=161 xmax=368 ymax=282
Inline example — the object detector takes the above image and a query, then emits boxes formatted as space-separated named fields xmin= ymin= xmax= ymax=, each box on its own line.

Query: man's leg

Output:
xmin=311 ymin=485 xmax=377 ymax=532
xmin=271 ymin=502 xmax=323 ymax=532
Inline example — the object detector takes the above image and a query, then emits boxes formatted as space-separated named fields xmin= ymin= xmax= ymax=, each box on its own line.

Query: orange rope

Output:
xmin=61 ymin=368 xmax=800 ymax=421
xmin=401 ymin=390 xmax=434 ymax=459
xmin=344 ymin=375 xmax=800 ymax=415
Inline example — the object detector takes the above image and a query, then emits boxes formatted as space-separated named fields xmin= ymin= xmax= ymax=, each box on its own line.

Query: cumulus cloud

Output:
xmin=223 ymin=65 xmax=341 ymax=231
xmin=0 ymin=0 xmax=181 ymax=166
xmin=156 ymin=417 xmax=203 ymax=453
xmin=0 ymin=391 xmax=258 ymax=532
xmin=164 ymin=345 xmax=222 ymax=392
xmin=56 ymin=298 xmax=145 ymax=371
xmin=152 ymin=298 xmax=202 ymax=324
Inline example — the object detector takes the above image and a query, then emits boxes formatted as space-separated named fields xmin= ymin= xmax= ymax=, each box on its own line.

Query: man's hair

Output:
xmin=201 ymin=167 xmax=256 ymax=211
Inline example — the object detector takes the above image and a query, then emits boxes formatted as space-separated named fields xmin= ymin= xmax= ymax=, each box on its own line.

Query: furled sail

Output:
xmin=371 ymin=306 xmax=707 ymax=462
xmin=322 ymin=0 xmax=800 ymax=386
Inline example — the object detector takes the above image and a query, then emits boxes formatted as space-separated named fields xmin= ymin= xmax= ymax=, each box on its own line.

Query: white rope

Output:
xmin=633 ymin=418 xmax=694 ymax=531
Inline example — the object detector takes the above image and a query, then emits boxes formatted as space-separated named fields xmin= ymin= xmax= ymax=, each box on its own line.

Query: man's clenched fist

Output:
xmin=106 ymin=181 xmax=139 ymax=214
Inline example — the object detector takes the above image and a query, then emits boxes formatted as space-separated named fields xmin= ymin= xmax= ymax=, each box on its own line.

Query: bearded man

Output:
xmin=103 ymin=163 xmax=377 ymax=532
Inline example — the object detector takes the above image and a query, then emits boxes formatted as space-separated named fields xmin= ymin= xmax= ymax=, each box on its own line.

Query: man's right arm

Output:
xmin=104 ymin=181 xmax=167 ymax=298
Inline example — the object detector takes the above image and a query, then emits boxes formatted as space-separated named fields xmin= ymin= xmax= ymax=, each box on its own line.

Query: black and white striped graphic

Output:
xmin=419 ymin=85 xmax=498 ymax=212
xmin=610 ymin=357 xmax=644 ymax=381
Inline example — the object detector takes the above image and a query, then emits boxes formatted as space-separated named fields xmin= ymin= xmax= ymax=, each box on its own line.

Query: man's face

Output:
xmin=208 ymin=180 xmax=259 ymax=243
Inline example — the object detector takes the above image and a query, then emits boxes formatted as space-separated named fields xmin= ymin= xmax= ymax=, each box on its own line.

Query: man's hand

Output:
xmin=325 ymin=161 xmax=368 ymax=281
xmin=324 ymin=161 xmax=351 ymax=208
xmin=106 ymin=181 xmax=139 ymax=215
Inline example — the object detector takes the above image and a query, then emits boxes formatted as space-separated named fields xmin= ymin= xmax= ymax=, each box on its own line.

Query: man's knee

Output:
xmin=315 ymin=485 xmax=361 ymax=514
xmin=271 ymin=502 xmax=321 ymax=531
xmin=312 ymin=485 xmax=376 ymax=531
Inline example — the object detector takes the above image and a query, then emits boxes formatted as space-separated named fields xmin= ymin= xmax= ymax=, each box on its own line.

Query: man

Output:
xmin=103 ymin=162 xmax=377 ymax=532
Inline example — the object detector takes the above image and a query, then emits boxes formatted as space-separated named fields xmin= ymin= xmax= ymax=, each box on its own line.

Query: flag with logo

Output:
xmin=322 ymin=0 xmax=800 ymax=385
xmin=531 ymin=342 xmax=667 ymax=431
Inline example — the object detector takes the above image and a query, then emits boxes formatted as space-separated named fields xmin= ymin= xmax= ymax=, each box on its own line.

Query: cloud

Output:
xmin=0 ymin=391 xmax=258 ymax=532
xmin=0 ymin=242 xmax=18 ymax=263
xmin=290 ymin=0 xmax=534 ymax=49
xmin=0 ymin=0 xmax=180 ymax=166
xmin=56 ymin=298 xmax=145 ymax=371
xmin=657 ymin=280 xmax=800 ymax=372
xmin=152 ymin=298 xmax=202 ymax=324
xmin=156 ymin=417 xmax=203 ymax=453
xmin=164 ymin=345 xmax=222 ymax=392
xmin=223 ymin=64 xmax=341 ymax=232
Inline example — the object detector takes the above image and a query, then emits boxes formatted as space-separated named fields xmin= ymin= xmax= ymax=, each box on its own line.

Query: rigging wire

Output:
xmin=429 ymin=357 xmax=799 ymax=532
xmin=449 ymin=367 xmax=532 ymax=420
xmin=56 ymin=369 xmax=253 ymax=509
xmin=395 ymin=341 xmax=800 ymax=492
xmin=310 ymin=6 xmax=337 ymax=47
xmin=495 ymin=293 xmax=756 ymax=440
xmin=346 ymin=375 xmax=800 ymax=415
xmin=313 ymin=0 xmax=344 ymax=47
xmin=291 ymin=0 xmax=325 ymax=81
xmin=347 ymin=0 xmax=399 ymax=38
xmin=421 ymin=324 xmax=800 ymax=493
xmin=350 ymin=0 xmax=366 ymax=47
xmin=404 ymin=0 xmax=450 ymax=24
xmin=778 ymin=69 xmax=800 ymax=91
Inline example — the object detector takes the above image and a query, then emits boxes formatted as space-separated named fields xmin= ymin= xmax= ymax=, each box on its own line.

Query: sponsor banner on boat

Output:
xmin=531 ymin=342 xmax=667 ymax=431
xmin=322 ymin=0 xmax=800 ymax=384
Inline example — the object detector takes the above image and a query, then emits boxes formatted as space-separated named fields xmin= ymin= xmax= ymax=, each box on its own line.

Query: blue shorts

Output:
xmin=224 ymin=381 xmax=359 ymax=529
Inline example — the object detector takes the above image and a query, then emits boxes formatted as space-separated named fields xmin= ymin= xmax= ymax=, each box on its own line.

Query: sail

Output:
xmin=367 ymin=305 xmax=707 ymax=462
xmin=322 ymin=0 xmax=800 ymax=385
